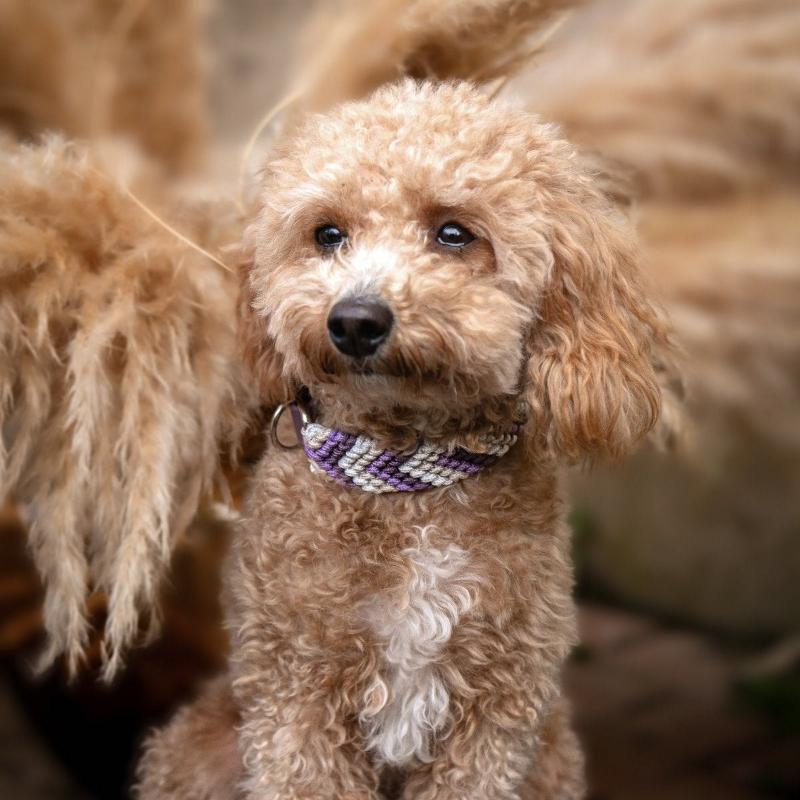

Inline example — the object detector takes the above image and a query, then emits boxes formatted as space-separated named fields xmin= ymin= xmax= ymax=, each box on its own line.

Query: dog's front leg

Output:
xmin=399 ymin=695 xmax=586 ymax=800
xmin=234 ymin=669 xmax=380 ymax=800
xmin=400 ymin=710 xmax=540 ymax=800
xmin=229 ymin=489 xmax=383 ymax=799
xmin=399 ymin=603 xmax=578 ymax=800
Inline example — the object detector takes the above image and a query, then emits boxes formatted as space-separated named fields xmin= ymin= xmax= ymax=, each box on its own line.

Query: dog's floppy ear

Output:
xmin=237 ymin=242 xmax=293 ymax=409
xmin=525 ymin=182 xmax=670 ymax=462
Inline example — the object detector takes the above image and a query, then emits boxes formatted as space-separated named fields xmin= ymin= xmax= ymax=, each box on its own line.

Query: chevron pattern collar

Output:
xmin=271 ymin=400 xmax=524 ymax=494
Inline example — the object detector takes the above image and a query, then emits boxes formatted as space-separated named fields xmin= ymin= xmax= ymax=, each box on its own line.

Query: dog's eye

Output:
xmin=436 ymin=222 xmax=476 ymax=248
xmin=315 ymin=225 xmax=347 ymax=248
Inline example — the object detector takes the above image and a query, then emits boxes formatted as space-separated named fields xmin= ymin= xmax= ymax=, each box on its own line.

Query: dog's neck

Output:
xmin=306 ymin=386 xmax=526 ymax=453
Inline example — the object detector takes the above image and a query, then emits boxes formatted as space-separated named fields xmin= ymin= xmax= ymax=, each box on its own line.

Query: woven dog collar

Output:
xmin=271 ymin=401 xmax=523 ymax=494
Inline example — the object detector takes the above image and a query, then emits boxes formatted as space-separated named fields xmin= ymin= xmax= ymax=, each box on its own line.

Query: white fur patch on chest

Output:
xmin=360 ymin=527 xmax=480 ymax=766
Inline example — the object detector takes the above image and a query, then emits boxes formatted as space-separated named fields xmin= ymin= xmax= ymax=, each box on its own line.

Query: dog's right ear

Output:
xmin=522 ymin=176 xmax=672 ymax=463
xmin=237 ymin=245 xmax=291 ymax=408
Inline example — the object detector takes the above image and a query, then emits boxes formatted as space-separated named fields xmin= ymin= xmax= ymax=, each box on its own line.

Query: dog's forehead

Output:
xmin=284 ymin=83 xmax=537 ymax=196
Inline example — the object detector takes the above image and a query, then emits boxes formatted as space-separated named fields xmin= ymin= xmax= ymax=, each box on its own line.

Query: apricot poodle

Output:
xmin=137 ymin=79 xmax=670 ymax=800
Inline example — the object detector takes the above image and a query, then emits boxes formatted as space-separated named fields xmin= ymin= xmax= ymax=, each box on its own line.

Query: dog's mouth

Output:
xmin=321 ymin=351 xmax=453 ymax=389
xmin=320 ymin=355 xmax=375 ymax=376
xmin=351 ymin=364 xmax=381 ymax=377
xmin=322 ymin=355 xmax=401 ymax=379
xmin=339 ymin=356 xmax=381 ymax=376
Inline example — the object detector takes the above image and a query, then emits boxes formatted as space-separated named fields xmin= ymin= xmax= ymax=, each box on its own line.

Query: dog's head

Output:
xmin=243 ymin=81 xmax=670 ymax=460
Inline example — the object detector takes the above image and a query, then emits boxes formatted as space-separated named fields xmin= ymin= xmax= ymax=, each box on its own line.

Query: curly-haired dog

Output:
xmin=137 ymin=79 xmax=669 ymax=800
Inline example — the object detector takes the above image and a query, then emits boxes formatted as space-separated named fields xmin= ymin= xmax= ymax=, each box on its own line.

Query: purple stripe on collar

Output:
xmin=298 ymin=419 xmax=523 ymax=494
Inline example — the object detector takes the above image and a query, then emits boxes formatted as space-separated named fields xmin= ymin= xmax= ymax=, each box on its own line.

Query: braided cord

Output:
xmin=300 ymin=421 xmax=522 ymax=493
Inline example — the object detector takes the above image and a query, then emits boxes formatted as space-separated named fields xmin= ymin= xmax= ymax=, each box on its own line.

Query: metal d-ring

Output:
xmin=269 ymin=401 xmax=310 ymax=450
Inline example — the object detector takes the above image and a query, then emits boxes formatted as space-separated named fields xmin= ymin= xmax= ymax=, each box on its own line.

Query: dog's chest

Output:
xmin=358 ymin=529 xmax=481 ymax=767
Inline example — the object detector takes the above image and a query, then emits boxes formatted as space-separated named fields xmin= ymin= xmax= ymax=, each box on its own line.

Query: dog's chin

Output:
xmin=296 ymin=342 xmax=521 ymax=414
xmin=299 ymin=357 xmax=429 ymax=407
xmin=311 ymin=350 xmax=402 ymax=381
xmin=318 ymin=362 xmax=420 ymax=398
xmin=343 ymin=362 xmax=382 ymax=378
xmin=305 ymin=359 xmax=507 ymax=417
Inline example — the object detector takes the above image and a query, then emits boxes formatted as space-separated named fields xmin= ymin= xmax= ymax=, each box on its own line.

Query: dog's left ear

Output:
xmin=525 ymin=181 xmax=672 ymax=462
xmin=237 ymin=245 xmax=292 ymax=409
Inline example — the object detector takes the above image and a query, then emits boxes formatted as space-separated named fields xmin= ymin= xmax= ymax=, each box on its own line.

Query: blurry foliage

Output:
xmin=733 ymin=669 xmax=800 ymax=737
xmin=733 ymin=666 xmax=800 ymax=736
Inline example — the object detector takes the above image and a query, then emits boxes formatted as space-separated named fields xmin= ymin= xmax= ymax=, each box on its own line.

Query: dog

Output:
xmin=136 ymin=78 xmax=670 ymax=800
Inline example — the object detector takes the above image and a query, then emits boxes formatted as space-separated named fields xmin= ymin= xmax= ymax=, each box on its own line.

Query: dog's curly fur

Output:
xmin=137 ymin=79 xmax=669 ymax=800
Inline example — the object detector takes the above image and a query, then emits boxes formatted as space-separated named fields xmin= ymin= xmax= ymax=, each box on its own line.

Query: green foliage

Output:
xmin=733 ymin=669 xmax=800 ymax=737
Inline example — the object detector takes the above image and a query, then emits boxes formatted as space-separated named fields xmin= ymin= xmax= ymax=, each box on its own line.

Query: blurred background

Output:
xmin=0 ymin=0 xmax=798 ymax=798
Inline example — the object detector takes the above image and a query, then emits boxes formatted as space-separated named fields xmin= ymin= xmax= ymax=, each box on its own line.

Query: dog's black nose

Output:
xmin=327 ymin=297 xmax=393 ymax=358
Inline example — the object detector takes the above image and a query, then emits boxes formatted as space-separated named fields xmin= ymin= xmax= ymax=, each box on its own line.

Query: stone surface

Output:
xmin=568 ymin=604 xmax=800 ymax=800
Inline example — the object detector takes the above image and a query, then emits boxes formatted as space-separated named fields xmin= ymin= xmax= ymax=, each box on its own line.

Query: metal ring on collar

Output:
xmin=269 ymin=401 xmax=309 ymax=450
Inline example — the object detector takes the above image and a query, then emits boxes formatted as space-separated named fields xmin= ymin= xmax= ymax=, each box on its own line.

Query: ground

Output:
xmin=570 ymin=604 xmax=799 ymax=800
